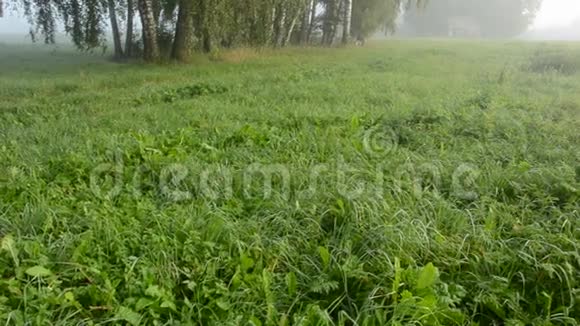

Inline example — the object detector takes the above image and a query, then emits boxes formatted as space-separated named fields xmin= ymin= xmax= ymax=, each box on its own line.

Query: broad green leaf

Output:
xmin=262 ymin=269 xmax=273 ymax=300
xmin=350 ymin=115 xmax=361 ymax=129
xmin=401 ymin=290 xmax=414 ymax=301
xmin=418 ymin=294 xmax=438 ymax=309
xmin=1 ymin=234 xmax=15 ymax=252
xmin=392 ymin=257 xmax=401 ymax=296
xmin=145 ymin=285 xmax=163 ymax=298
xmin=278 ymin=313 xmax=289 ymax=326
xmin=231 ymin=270 xmax=242 ymax=288
xmin=241 ymin=253 xmax=255 ymax=272
xmin=64 ymin=292 xmax=75 ymax=302
xmin=318 ymin=246 xmax=331 ymax=269
xmin=216 ymin=298 xmax=231 ymax=310
xmin=25 ymin=266 xmax=52 ymax=278
xmin=336 ymin=199 xmax=345 ymax=212
xmin=161 ymin=300 xmax=177 ymax=311
xmin=135 ymin=298 xmax=154 ymax=311
xmin=1 ymin=234 xmax=19 ymax=266
xmin=249 ymin=315 xmax=262 ymax=326
xmin=286 ymin=272 xmax=297 ymax=296
xmin=115 ymin=306 xmax=141 ymax=326
xmin=417 ymin=263 xmax=438 ymax=289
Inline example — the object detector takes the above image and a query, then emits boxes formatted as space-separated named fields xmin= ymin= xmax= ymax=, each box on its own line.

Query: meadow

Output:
xmin=0 ymin=40 xmax=579 ymax=325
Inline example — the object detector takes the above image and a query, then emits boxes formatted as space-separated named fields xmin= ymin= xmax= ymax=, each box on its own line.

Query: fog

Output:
xmin=0 ymin=12 xmax=28 ymax=35
xmin=525 ymin=0 xmax=580 ymax=40
xmin=533 ymin=0 xmax=580 ymax=29
xmin=1 ymin=0 xmax=580 ymax=41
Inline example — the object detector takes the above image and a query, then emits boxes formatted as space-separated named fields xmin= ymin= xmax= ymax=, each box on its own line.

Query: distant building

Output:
xmin=448 ymin=16 xmax=481 ymax=37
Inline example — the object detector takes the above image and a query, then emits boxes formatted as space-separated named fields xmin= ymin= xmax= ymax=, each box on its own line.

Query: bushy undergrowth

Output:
xmin=527 ymin=48 xmax=580 ymax=75
xmin=0 ymin=41 xmax=579 ymax=325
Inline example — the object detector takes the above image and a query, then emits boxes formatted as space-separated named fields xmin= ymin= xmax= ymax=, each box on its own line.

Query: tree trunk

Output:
xmin=202 ymin=28 xmax=212 ymax=53
xmin=299 ymin=0 xmax=313 ymax=44
xmin=197 ymin=0 xmax=212 ymax=53
xmin=152 ymin=0 xmax=161 ymax=27
xmin=125 ymin=0 xmax=134 ymax=58
xmin=138 ymin=0 xmax=160 ymax=62
xmin=328 ymin=0 xmax=343 ymax=44
xmin=0 ymin=0 xmax=4 ymax=18
xmin=171 ymin=0 xmax=194 ymax=62
xmin=272 ymin=4 xmax=286 ymax=47
xmin=307 ymin=0 xmax=317 ymax=43
xmin=342 ymin=0 xmax=352 ymax=44
xmin=267 ymin=6 xmax=276 ymax=45
xmin=107 ymin=0 xmax=124 ymax=59
xmin=284 ymin=11 xmax=300 ymax=46
xmin=322 ymin=0 xmax=338 ymax=45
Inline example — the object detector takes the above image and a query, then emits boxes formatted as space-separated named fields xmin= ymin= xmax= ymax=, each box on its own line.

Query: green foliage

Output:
xmin=159 ymin=83 xmax=229 ymax=103
xmin=14 ymin=0 xmax=413 ymax=61
xmin=352 ymin=0 xmax=401 ymax=38
xmin=527 ymin=49 xmax=580 ymax=75
xmin=0 ymin=41 xmax=579 ymax=324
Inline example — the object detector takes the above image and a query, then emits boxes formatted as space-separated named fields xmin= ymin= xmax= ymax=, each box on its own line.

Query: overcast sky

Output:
xmin=1 ymin=0 xmax=580 ymax=35
xmin=533 ymin=0 xmax=580 ymax=29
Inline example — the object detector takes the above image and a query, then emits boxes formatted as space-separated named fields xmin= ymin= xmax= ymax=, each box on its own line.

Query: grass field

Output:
xmin=0 ymin=40 xmax=579 ymax=325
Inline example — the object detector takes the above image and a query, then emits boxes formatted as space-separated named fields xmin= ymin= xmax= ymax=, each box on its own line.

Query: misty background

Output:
xmin=1 ymin=0 xmax=580 ymax=41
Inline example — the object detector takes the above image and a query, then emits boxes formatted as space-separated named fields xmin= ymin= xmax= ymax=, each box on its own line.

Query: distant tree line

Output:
xmin=402 ymin=0 xmax=542 ymax=38
xmin=3 ymin=0 xmax=423 ymax=62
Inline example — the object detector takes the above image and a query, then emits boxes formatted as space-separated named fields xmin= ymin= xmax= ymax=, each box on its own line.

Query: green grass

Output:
xmin=0 ymin=40 xmax=579 ymax=325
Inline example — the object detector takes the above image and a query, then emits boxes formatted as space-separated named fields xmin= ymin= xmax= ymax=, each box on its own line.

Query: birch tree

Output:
xmin=125 ymin=0 xmax=135 ymax=58
xmin=107 ymin=0 xmax=123 ymax=58
xmin=342 ymin=0 xmax=352 ymax=43
xmin=138 ymin=0 xmax=160 ymax=61
xmin=8 ymin=0 xmax=422 ymax=62
xmin=171 ymin=0 xmax=193 ymax=61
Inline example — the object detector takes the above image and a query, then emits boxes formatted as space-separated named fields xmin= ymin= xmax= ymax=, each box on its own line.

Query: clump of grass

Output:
xmin=135 ymin=82 xmax=229 ymax=105
xmin=217 ymin=47 xmax=271 ymax=63
xmin=367 ymin=58 xmax=395 ymax=72
xmin=160 ymin=83 xmax=229 ymax=103
xmin=527 ymin=50 xmax=580 ymax=75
